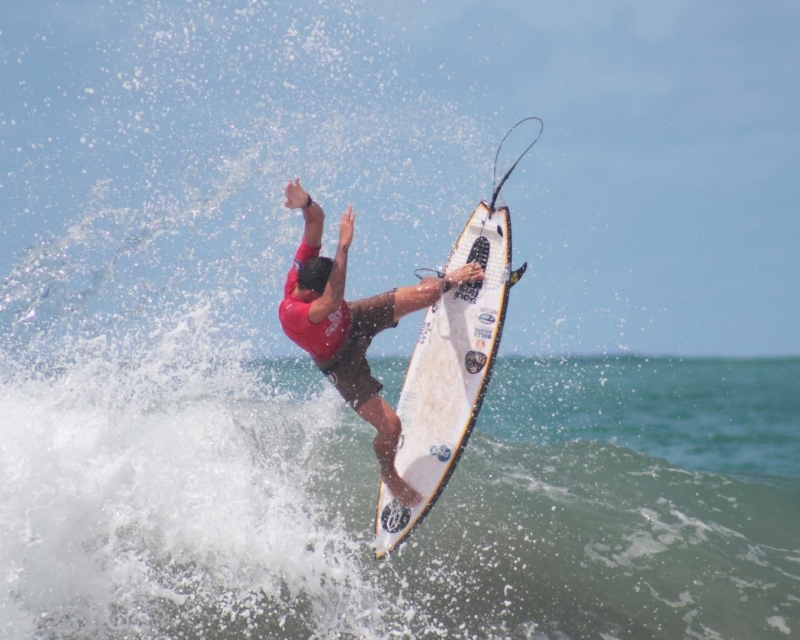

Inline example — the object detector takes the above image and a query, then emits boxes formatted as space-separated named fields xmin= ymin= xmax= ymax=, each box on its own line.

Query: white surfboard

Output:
xmin=374 ymin=200 xmax=525 ymax=558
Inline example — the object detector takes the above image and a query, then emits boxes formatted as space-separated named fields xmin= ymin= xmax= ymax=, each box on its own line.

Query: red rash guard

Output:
xmin=278 ymin=237 xmax=351 ymax=363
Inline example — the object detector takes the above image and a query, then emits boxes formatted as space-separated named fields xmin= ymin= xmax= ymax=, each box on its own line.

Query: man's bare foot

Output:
xmin=385 ymin=473 xmax=423 ymax=508
xmin=445 ymin=262 xmax=485 ymax=289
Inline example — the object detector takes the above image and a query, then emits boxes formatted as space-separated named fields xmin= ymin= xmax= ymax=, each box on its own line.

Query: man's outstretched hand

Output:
xmin=284 ymin=178 xmax=309 ymax=209
xmin=287 ymin=177 xmax=325 ymax=247
xmin=339 ymin=205 xmax=355 ymax=249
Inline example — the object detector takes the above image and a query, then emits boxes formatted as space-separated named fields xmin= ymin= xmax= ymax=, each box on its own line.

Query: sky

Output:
xmin=1 ymin=0 xmax=799 ymax=358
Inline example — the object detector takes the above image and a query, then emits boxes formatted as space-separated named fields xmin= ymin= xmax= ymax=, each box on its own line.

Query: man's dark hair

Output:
xmin=298 ymin=257 xmax=333 ymax=295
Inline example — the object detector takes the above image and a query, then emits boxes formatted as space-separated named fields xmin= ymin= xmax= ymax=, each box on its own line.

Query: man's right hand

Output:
xmin=307 ymin=206 xmax=354 ymax=324
xmin=339 ymin=205 xmax=355 ymax=249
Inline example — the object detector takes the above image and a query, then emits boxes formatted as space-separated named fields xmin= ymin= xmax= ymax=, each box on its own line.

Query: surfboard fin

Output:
xmin=509 ymin=262 xmax=527 ymax=288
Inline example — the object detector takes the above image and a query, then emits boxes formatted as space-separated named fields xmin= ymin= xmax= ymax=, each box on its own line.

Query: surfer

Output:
xmin=279 ymin=178 xmax=485 ymax=507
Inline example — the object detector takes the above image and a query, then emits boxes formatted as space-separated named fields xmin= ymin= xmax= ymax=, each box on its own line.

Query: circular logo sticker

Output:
xmin=465 ymin=350 xmax=488 ymax=374
xmin=430 ymin=444 xmax=452 ymax=462
xmin=381 ymin=500 xmax=412 ymax=533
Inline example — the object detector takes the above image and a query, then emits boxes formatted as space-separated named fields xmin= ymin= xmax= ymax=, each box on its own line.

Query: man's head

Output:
xmin=297 ymin=257 xmax=333 ymax=296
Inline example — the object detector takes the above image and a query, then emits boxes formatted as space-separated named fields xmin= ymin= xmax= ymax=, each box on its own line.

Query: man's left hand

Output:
xmin=284 ymin=178 xmax=309 ymax=209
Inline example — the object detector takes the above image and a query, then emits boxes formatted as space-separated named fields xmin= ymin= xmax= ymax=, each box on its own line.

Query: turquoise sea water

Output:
xmin=2 ymin=353 xmax=799 ymax=639
xmin=272 ymin=355 xmax=800 ymax=480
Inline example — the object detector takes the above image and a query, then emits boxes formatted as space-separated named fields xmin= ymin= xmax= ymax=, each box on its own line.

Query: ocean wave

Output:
xmin=3 ymin=351 xmax=798 ymax=639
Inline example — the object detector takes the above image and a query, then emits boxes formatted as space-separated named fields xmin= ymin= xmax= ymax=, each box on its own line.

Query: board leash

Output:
xmin=414 ymin=118 xmax=542 ymax=283
xmin=489 ymin=116 xmax=544 ymax=214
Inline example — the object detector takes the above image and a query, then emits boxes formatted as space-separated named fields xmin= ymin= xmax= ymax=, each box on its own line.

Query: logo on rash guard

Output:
xmin=325 ymin=307 xmax=344 ymax=336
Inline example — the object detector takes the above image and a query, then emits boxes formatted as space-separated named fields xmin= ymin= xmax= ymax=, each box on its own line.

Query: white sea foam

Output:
xmin=0 ymin=320 xmax=385 ymax=638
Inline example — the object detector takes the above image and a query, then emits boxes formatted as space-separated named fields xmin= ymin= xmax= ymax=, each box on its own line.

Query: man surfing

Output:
xmin=279 ymin=178 xmax=485 ymax=507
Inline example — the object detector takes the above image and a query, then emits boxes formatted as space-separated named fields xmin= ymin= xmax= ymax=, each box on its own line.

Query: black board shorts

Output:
xmin=317 ymin=290 xmax=398 ymax=410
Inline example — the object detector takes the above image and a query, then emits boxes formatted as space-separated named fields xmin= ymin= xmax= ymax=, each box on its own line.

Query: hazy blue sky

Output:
xmin=2 ymin=0 xmax=799 ymax=358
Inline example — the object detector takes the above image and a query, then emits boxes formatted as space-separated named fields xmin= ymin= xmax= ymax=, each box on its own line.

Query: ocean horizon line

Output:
xmin=254 ymin=352 xmax=800 ymax=362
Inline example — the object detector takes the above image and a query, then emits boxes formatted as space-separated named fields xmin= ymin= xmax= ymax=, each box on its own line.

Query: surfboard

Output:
xmin=374 ymin=200 xmax=526 ymax=558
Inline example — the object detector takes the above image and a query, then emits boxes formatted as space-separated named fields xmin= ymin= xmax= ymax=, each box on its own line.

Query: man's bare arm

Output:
xmin=308 ymin=205 xmax=355 ymax=324
xmin=285 ymin=178 xmax=324 ymax=247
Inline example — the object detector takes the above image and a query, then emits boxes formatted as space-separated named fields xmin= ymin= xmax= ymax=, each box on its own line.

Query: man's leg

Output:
xmin=355 ymin=394 xmax=423 ymax=508
xmin=392 ymin=263 xmax=484 ymax=323
xmin=344 ymin=263 xmax=482 ymax=508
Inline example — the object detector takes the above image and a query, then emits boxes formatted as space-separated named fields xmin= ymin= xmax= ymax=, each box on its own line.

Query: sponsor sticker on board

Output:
xmin=381 ymin=500 xmax=411 ymax=533
xmin=429 ymin=444 xmax=452 ymax=462
xmin=465 ymin=350 xmax=488 ymax=374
